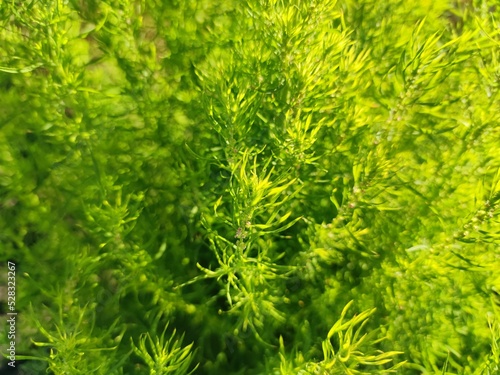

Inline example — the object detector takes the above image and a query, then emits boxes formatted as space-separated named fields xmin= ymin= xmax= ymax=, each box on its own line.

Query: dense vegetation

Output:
xmin=1 ymin=0 xmax=500 ymax=374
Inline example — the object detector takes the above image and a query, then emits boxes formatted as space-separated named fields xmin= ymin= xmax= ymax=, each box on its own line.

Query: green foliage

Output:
xmin=1 ymin=0 xmax=500 ymax=374
xmin=278 ymin=301 xmax=404 ymax=374
xmin=132 ymin=320 xmax=196 ymax=375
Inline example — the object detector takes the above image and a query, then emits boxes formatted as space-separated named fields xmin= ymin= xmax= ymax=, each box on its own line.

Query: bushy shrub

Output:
xmin=1 ymin=0 xmax=499 ymax=374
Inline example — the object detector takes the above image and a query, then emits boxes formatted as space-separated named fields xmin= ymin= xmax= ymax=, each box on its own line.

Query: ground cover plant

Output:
xmin=1 ymin=0 xmax=500 ymax=374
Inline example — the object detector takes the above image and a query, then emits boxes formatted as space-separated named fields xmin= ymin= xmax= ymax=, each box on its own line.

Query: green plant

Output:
xmin=132 ymin=320 xmax=196 ymax=375
xmin=278 ymin=301 xmax=405 ymax=374
xmin=1 ymin=0 xmax=500 ymax=374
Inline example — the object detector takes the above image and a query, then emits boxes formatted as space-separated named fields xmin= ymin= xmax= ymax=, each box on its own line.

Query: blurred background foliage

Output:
xmin=1 ymin=0 xmax=500 ymax=374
